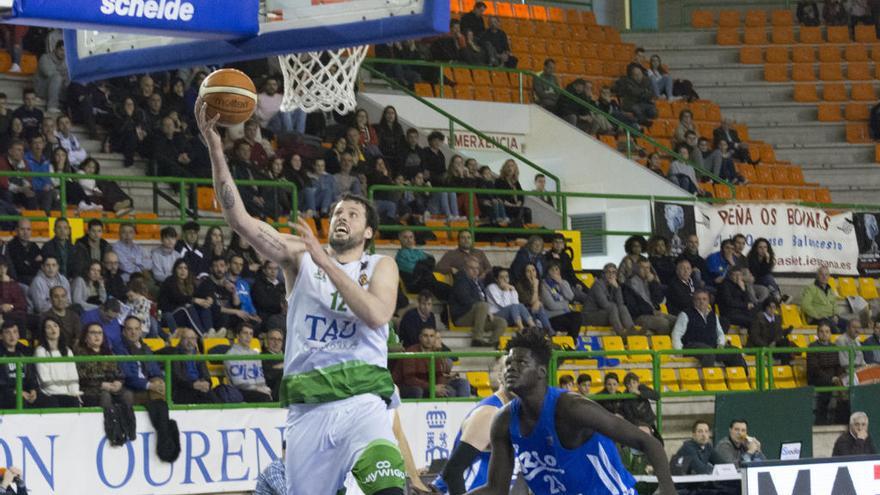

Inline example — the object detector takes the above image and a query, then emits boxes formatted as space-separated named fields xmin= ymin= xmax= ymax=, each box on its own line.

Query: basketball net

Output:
xmin=278 ymin=45 xmax=369 ymax=114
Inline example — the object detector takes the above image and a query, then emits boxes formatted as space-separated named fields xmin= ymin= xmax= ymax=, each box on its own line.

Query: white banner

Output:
xmin=744 ymin=456 xmax=880 ymax=494
xmin=695 ymin=203 xmax=858 ymax=275
xmin=0 ymin=403 xmax=473 ymax=494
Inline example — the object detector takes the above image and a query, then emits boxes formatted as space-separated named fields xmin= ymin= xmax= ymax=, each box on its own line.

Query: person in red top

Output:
xmin=398 ymin=327 xmax=471 ymax=398
xmin=0 ymin=256 xmax=26 ymax=329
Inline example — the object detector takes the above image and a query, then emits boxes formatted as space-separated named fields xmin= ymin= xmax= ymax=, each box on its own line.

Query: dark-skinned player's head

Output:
xmin=504 ymin=328 xmax=552 ymax=394
xmin=328 ymin=193 xmax=379 ymax=251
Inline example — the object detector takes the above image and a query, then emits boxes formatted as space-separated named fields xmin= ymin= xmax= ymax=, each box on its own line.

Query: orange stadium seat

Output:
xmin=817 ymin=46 xmax=841 ymax=62
xmin=471 ymin=69 xmax=491 ymax=86
xmin=744 ymin=10 xmax=767 ymax=27
xmin=793 ymin=84 xmax=819 ymax=102
xmin=791 ymin=63 xmax=815 ymax=81
xmin=872 ymin=46 xmax=880 ymax=62
xmin=791 ymin=45 xmax=815 ymax=63
xmin=771 ymin=9 xmax=794 ymax=26
xmin=826 ymin=26 xmax=850 ymax=43
xmin=877 ymin=144 xmax=880 ymax=162
xmin=855 ymin=24 xmax=878 ymax=43
xmin=735 ymin=186 xmax=750 ymax=200
xmin=823 ymin=83 xmax=848 ymax=101
xmin=770 ymin=26 xmax=795 ymax=44
xmin=512 ymin=3 xmax=530 ymax=19
xmin=848 ymin=62 xmax=872 ymax=81
xmin=756 ymin=166 xmax=774 ymax=184
xmin=582 ymin=11 xmax=596 ymax=25
xmin=845 ymin=103 xmax=870 ymax=121
xmin=799 ymin=26 xmax=823 ymax=43
xmin=847 ymin=123 xmax=871 ymax=143
xmin=787 ymin=167 xmax=805 ymax=185
xmin=764 ymin=46 xmax=788 ymax=63
xmin=740 ymin=47 xmax=763 ymax=64
xmin=815 ymin=188 xmax=832 ymax=203
xmin=782 ymin=187 xmax=800 ymax=200
xmin=691 ymin=10 xmax=713 ymax=28
xmin=414 ymin=83 xmax=434 ymax=97
xmin=771 ymin=167 xmax=791 ymax=184
xmin=765 ymin=186 xmax=784 ymax=200
xmin=851 ymin=82 xmax=876 ymax=101
xmin=716 ymin=29 xmax=740 ymax=45
xmin=845 ymin=45 xmax=869 ymax=62
xmin=530 ymin=5 xmax=547 ymax=21
xmin=765 ymin=63 xmax=789 ymax=81
xmin=718 ymin=10 xmax=740 ymax=27
xmin=817 ymin=104 xmax=842 ymax=121
xmin=473 ymin=86 xmax=492 ymax=101
xmin=744 ymin=27 xmax=766 ymax=45
xmin=714 ymin=184 xmax=733 ymax=199
xmin=736 ymin=163 xmax=757 ymax=182
xmin=818 ymin=63 xmax=843 ymax=81
xmin=799 ymin=189 xmax=817 ymax=202
xmin=548 ymin=7 xmax=564 ymax=23
xmin=749 ymin=186 xmax=768 ymax=200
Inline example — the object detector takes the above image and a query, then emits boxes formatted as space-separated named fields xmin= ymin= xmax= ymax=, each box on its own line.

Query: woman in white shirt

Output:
xmin=34 ymin=316 xmax=81 ymax=407
xmin=486 ymin=267 xmax=536 ymax=332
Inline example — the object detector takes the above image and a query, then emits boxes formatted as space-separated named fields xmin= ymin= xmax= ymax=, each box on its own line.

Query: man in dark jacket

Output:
xmin=611 ymin=64 xmax=657 ymax=125
xmin=252 ymin=260 xmax=286 ymax=327
xmin=6 ymin=219 xmax=41 ymax=285
xmin=624 ymin=258 xmax=676 ymax=335
xmin=119 ymin=317 xmax=166 ymax=404
xmin=544 ymin=234 xmax=588 ymax=297
xmin=171 ymin=328 xmax=220 ymax=404
xmin=449 ymin=257 xmax=506 ymax=346
xmin=175 ymin=221 xmax=207 ymax=278
xmin=672 ymin=420 xmax=714 ymax=475
xmin=749 ymin=299 xmax=795 ymax=364
xmin=832 ymin=412 xmax=877 ymax=457
xmin=509 ymin=235 xmax=545 ymax=284
xmin=672 ymin=289 xmax=748 ymax=369
xmin=718 ymin=267 xmax=755 ymax=329
xmin=679 ymin=234 xmax=711 ymax=287
xmin=666 ymin=258 xmax=702 ymax=316
xmin=261 ymin=327 xmax=284 ymax=401
xmin=40 ymin=218 xmax=75 ymax=278
xmin=620 ymin=372 xmax=660 ymax=430
xmin=807 ymin=321 xmax=846 ymax=424
xmin=459 ymin=1 xmax=487 ymax=37
xmin=0 ymin=321 xmax=54 ymax=409
xmin=71 ymin=219 xmax=112 ymax=279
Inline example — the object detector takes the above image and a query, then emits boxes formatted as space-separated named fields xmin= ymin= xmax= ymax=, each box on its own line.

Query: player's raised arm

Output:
xmin=562 ymin=394 xmax=677 ymax=495
xmin=195 ymin=99 xmax=304 ymax=272
xmin=466 ymin=408 xmax=514 ymax=495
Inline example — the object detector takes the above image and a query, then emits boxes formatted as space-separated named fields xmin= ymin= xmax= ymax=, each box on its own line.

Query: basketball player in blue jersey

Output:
xmin=467 ymin=330 xmax=677 ymax=495
xmin=434 ymin=357 xmax=512 ymax=494
xmin=197 ymin=100 xmax=406 ymax=495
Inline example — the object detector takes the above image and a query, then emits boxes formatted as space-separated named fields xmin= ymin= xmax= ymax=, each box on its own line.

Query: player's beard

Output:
xmin=329 ymin=229 xmax=364 ymax=253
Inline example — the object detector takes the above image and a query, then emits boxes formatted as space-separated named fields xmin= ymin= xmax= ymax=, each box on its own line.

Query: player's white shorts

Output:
xmin=285 ymin=393 xmax=405 ymax=495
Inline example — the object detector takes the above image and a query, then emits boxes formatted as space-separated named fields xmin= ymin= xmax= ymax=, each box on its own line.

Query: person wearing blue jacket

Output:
xmin=118 ymin=316 xmax=166 ymax=404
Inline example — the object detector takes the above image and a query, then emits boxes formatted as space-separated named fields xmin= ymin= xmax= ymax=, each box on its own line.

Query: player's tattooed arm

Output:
xmin=219 ymin=182 xmax=236 ymax=209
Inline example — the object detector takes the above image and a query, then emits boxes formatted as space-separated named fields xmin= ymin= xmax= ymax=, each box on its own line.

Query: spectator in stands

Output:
xmin=487 ymin=267 xmax=538 ymax=332
xmin=558 ymin=374 xmax=577 ymax=391
xmin=76 ymin=158 xmax=134 ymax=216
xmin=225 ymin=322 xmax=273 ymax=402
xmin=625 ymin=258 xmax=676 ymax=334
xmin=227 ymin=232 xmax=261 ymax=278
xmin=150 ymin=227 xmax=181 ymax=284
xmin=596 ymin=85 xmax=639 ymax=130
xmin=556 ymin=79 xmax=601 ymax=133
xmin=540 ymin=261 xmax=585 ymax=338
xmin=480 ymin=16 xmax=517 ymax=68
xmin=420 ymin=131 xmax=446 ymax=182
xmin=576 ymin=374 xmax=591 ymax=395
xmin=598 ymin=372 xmax=623 ymax=416
xmin=666 ymin=258 xmax=704 ymax=316
xmin=80 ymin=297 xmax=123 ymax=350
xmin=71 ymin=218 xmax=111 ymax=280
xmin=398 ymin=290 xmax=438 ymax=348
xmin=151 ymin=116 xmax=194 ymax=178
xmin=113 ymin=224 xmax=149 ymax=282
xmin=495 ymin=159 xmax=530 ymax=224
xmin=673 ymin=420 xmax=714 ymax=475
xmin=672 ymin=289 xmax=748 ymax=368
xmin=0 ymin=94 xmax=9 ymax=139
xmin=673 ymin=110 xmax=696 ymax=148
xmin=430 ymin=155 xmax=462 ymax=221
xmin=261 ymin=327 xmax=284 ymax=400
xmin=837 ymin=319 xmax=867 ymax=369
xmin=544 ymin=234 xmax=588 ymax=300
xmin=0 ymin=465 xmax=25 ymax=495
xmin=460 ymin=1 xmax=487 ymax=37
xmin=849 ymin=0 xmax=873 ymax=27
xmin=54 ymin=115 xmax=87 ymax=167
xmin=620 ymin=372 xmax=660 ymax=432
xmin=228 ymin=140 xmax=269 ymax=218
xmin=864 ymin=323 xmax=880 ymax=364
xmin=239 ymin=120 xmax=274 ymax=170
xmin=583 ymin=263 xmax=636 ymax=336
xmin=375 ymin=105 xmax=406 ymax=165
xmin=200 ymin=226 xmax=227 ymax=262
xmin=679 ymin=234 xmax=709 ymax=286
xmin=646 ymin=55 xmax=674 ymax=100
xmin=0 ymin=139 xmax=35 ymax=209
xmin=682 ymin=131 xmax=704 ymax=171
xmin=309 ymin=159 xmax=336 ymax=218
xmin=398 ymin=327 xmax=470 ymax=398
xmin=510 ymin=235 xmax=545 ymax=284
xmin=398 ymin=128 xmax=423 ymax=179
xmin=533 ymin=174 xmax=554 ymax=206
xmin=619 ymin=235 xmax=648 ymax=284
xmin=118 ymin=316 xmax=165 ymax=404
xmin=171 ymin=328 xmax=219 ymax=404
xmin=109 ymin=96 xmax=147 ymax=168
xmin=431 ymin=19 xmax=466 ymax=62
xmin=0 ymin=321 xmax=49 ymax=409
xmin=252 ymin=260 xmax=285 ymax=326
xmin=40 ymin=218 xmax=74 ymax=278
xmin=71 ymin=261 xmax=106 ymax=312
xmin=833 ymin=411 xmax=876 ymax=456
xmin=28 ymin=256 xmax=70 ymax=314
xmin=202 ymin=256 xmax=258 ymax=335
xmin=713 ymin=118 xmax=754 ymax=165
xmin=801 ymin=266 xmax=848 ymax=333
xmin=24 ymin=134 xmax=56 ymax=212
xmin=731 ymin=234 xmax=769 ymax=305
xmin=101 ymin=251 xmax=127 ymax=302
xmin=612 ymin=64 xmax=657 ymax=126
xmin=176 ymin=221 xmax=207 ymax=278
xmin=353 ymin=109 xmax=380 ymax=154
xmin=0 ymin=257 xmax=26 ymax=329
xmin=75 ymin=322 xmax=132 ymax=408
xmin=256 ymin=76 xmax=305 ymax=136
xmin=34 ymin=316 xmax=80 ymax=407
xmin=748 ymin=237 xmax=784 ymax=303
xmin=824 ymin=0 xmax=850 ymax=25
xmin=436 ymin=230 xmax=492 ymax=279
xmin=39 ymin=286 xmax=77 ymax=342
xmin=706 ymin=238 xmax=735 ymax=286
xmin=711 ymin=419 xmax=766 ymax=468
xmin=395 ymin=230 xmax=450 ymax=300
xmin=33 ymin=40 xmax=67 ymax=115
xmin=7 ymin=218 xmax=41 ymax=284
xmin=13 ymin=89 xmax=43 ymax=142
xmin=797 ymin=1 xmax=822 ymax=26
xmin=227 ymin=253 xmax=257 ymax=315
xmin=333 ymin=152 xmax=363 ymax=200
xmin=449 ymin=257 xmax=507 ymax=346
xmin=532 ymin=58 xmax=560 ymax=111
xmin=718 ymin=267 xmax=755 ymax=329
xmin=667 ymin=144 xmax=699 ymax=194
xmin=808 ymin=321 xmax=847 ymax=424
xmin=515 ymin=262 xmax=556 ymax=333
xmin=749 ymin=299 xmax=795 ymax=364
xmin=159 ymin=259 xmax=214 ymax=337
xmin=647 ymin=235 xmax=676 ymax=286
xmin=127 ymin=276 xmax=159 ymax=339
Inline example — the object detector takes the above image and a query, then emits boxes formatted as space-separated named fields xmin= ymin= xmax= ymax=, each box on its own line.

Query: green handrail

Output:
xmin=680 ymin=0 xmax=795 ymax=29
xmin=0 ymin=170 xmax=299 ymax=223
xmin=362 ymin=57 xmax=735 ymax=195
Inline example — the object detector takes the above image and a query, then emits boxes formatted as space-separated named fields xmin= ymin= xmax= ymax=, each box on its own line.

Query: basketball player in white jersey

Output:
xmin=197 ymin=100 xmax=406 ymax=495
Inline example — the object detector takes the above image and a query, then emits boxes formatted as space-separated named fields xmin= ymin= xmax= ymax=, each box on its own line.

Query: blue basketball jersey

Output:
xmin=433 ymin=394 xmax=504 ymax=493
xmin=509 ymin=387 xmax=636 ymax=495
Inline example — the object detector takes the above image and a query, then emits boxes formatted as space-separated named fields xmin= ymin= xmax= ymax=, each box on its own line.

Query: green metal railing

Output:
xmin=0 ymin=170 xmax=298 ymax=227
xmin=3 ymin=345 xmax=876 ymax=436
xmin=362 ymin=57 xmax=735 ymax=195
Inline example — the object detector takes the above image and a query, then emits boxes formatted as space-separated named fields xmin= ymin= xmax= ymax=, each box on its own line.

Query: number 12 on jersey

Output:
xmin=330 ymin=291 xmax=348 ymax=312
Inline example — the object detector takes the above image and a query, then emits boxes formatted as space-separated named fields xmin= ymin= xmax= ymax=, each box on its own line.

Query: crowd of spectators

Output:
xmin=796 ymin=0 xmax=877 ymax=28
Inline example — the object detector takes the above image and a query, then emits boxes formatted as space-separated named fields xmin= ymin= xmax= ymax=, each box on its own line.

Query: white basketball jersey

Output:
xmin=281 ymin=251 xmax=394 ymax=405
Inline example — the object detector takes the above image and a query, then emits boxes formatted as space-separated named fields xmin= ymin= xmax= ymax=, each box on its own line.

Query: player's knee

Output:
xmin=351 ymin=440 xmax=406 ymax=495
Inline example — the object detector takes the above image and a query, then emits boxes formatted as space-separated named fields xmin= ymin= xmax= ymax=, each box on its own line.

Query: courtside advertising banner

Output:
xmin=0 ymin=403 xmax=472 ymax=494
xmin=6 ymin=0 xmax=259 ymax=38
xmin=695 ymin=202 xmax=859 ymax=275
xmin=743 ymin=456 xmax=880 ymax=494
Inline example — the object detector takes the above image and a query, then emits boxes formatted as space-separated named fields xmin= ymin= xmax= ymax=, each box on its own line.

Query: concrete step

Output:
xmin=662 ymin=65 xmax=765 ymax=85
xmin=622 ymin=30 xmax=716 ymax=48
xmin=699 ymin=83 xmax=793 ymax=105
xmin=718 ymin=102 xmax=816 ymax=125
xmin=803 ymin=166 xmax=880 ymax=187
xmin=746 ymin=122 xmax=845 ymax=145
xmin=773 ymin=143 xmax=876 ymax=166
xmin=645 ymin=46 xmax=740 ymax=67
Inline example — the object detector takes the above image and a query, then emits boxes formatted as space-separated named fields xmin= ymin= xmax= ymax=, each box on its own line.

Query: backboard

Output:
xmin=64 ymin=0 xmax=449 ymax=81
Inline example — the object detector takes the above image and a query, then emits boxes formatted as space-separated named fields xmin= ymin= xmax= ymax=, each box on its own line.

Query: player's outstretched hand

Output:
xmin=290 ymin=216 xmax=330 ymax=267
xmin=195 ymin=98 xmax=222 ymax=150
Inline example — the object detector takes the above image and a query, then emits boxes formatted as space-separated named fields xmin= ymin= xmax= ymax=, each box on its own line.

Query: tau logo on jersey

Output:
xmin=304 ymin=314 xmax=358 ymax=343
xmin=516 ymin=450 xmax=567 ymax=493
xmin=314 ymin=269 xmax=327 ymax=282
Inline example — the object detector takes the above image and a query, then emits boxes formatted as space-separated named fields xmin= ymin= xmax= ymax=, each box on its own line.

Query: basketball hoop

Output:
xmin=277 ymin=45 xmax=369 ymax=114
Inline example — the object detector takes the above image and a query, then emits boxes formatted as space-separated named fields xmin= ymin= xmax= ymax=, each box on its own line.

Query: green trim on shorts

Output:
xmin=351 ymin=439 xmax=406 ymax=494
xmin=280 ymin=360 xmax=395 ymax=405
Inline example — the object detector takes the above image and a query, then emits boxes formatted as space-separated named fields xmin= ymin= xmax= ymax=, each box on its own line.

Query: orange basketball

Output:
xmin=198 ymin=68 xmax=257 ymax=126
